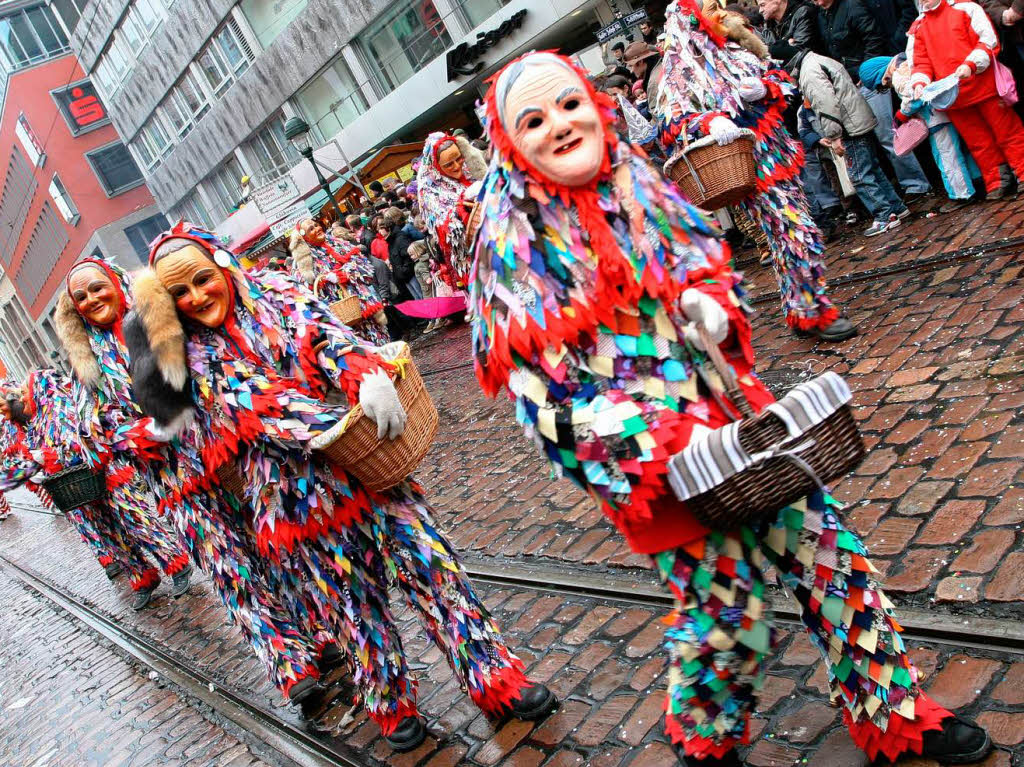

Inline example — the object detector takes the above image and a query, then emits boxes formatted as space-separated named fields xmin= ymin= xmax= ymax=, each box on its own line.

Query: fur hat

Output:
xmin=454 ymin=135 xmax=488 ymax=181
xmin=125 ymin=268 xmax=193 ymax=430
xmin=55 ymin=291 xmax=102 ymax=388
xmin=288 ymin=229 xmax=315 ymax=282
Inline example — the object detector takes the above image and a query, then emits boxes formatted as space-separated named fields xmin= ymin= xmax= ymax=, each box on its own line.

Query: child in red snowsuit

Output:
xmin=909 ymin=0 xmax=1024 ymax=196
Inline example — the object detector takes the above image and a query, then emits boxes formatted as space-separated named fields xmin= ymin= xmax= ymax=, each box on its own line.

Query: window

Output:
xmin=244 ymin=112 xmax=300 ymax=182
xmin=0 ymin=5 xmax=69 ymax=71
xmin=50 ymin=0 xmax=85 ymax=35
xmin=124 ymin=213 xmax=170 ymax=262
xmin=198 ymin=20 xmax=254 ymax=97
xmin=48 ymin=174 xmax=79 ymax=225
xmin=162 ymin=69 xmax=209 ymax=138
xmin=15 ymin=202 xmax=69 ymax=303
xmin=241 ymin=0 xmax=309 ymax=48
xmin=15 ymin=114 xmax=45 ymax=167
xmin=86 ymin=142 xmax=144 ymax=196
xmin=206 ymin=155 xmax=248 ymax=221
xmin=134 ymin=116 xmax=173 ymax=170
xmin=296 ymin=58 xmax=368 ymax=142
xmin=176 ymin=190 xmax=212 ymax=229
xmin=90 ymin=0 xmax=167 ymax=95
xmin=361 ymin=0 xmax=451 ymax=94
xmin=0 ymin=147 xmax=39 ymax=268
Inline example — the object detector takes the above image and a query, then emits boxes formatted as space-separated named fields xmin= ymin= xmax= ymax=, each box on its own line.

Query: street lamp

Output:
xmin=284 ymin=116 xmax=345 ymax=223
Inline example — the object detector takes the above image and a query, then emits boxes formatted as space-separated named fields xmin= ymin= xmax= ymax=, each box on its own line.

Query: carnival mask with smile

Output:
xmin=500 ymin=59 xmax=605 ymax=187
xmin=299 ymin=218 xmax=327 ymax=247
xmin=69 ymin=265 xmax=123 ymax=328
xmin=436 ymin=141 xmax=467 ymax=181
xmin=154 ymin=244 xmax=232 ymax=328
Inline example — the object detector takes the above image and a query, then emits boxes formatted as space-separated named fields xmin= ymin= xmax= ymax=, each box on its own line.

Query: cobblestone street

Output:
xmin=0 ymin=197 xmax=1022 ymax=766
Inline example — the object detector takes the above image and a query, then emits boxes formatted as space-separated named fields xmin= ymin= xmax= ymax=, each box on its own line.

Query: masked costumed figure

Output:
xmin=469 ymin=51 xmax=989 ymax=766
xmin=55 ymin=258 xmax=193 ymax=610
xmin=0 ymin=370 xmax=156 ymax=585
xmin=290 ymin=218 xmax=390 ymax=346
xmin=416 ymin=131 xmax=488 ymax=290
xmin=131 ymin=223 xmax=555 ymax=752
xmin=652 ymin=0 xmax=855 ymax=342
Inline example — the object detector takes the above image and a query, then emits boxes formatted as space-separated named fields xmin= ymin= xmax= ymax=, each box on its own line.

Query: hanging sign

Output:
xmin=446 ymin=9 xmax=528 ymax=81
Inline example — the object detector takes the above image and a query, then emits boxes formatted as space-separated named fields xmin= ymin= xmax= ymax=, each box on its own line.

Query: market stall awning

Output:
xmin=304 ymin=177 xmax=349 ymax=215
xmin=228 ymin=221 xmax=271 ymax=252
xmin=332 ymin=142 xmax=424 ymax=200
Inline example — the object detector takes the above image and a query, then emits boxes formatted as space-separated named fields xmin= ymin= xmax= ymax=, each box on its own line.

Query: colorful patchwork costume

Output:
xmin=54 ymin=259 xmax=192 ymax=595
xmin=653 ymin=0 xmax=840 ymax=333
xmin=470 ymin=52 xmax=952 ymax=762
xmin=132 ymin=224 xmax=548 ymax=739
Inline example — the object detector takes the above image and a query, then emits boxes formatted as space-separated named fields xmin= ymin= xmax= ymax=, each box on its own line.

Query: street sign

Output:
xmin=596 ymin=18 xmax=624 ymax=43
xmin=623 ymin=8 xmax=648 ymax=25
xmin=269 ymin=200 xmax=310 ymax=238
xmin=252 ymin=175 xmax=300 ymax=221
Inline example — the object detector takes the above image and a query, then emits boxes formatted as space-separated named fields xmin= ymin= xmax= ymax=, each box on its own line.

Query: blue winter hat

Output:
xmin=859 ymin=57 xmax=893 ymax=90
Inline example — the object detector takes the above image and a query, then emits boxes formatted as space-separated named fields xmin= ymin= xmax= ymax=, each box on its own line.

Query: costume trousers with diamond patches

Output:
xmin=280 ymin=482 xmax=527 ymax=736
xmin=739 ymin=176 xmax=838 ymax=331
xmin=66 ymin=504 xmax=118 ymax=567
xmin=653 ymin=491 xmax=950 ymax=762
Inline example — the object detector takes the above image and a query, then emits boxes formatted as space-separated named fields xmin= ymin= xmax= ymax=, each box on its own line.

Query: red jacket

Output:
xmin=909 ymin=0 xmax=1000 ymax=107
xmin=370 ymin=234 xmax=389 ymax=261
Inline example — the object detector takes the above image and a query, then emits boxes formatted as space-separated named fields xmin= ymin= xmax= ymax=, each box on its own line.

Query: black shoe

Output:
xmin=287 ymin=676 xmax=321 ymax=706
xmin=318 ymin=642 xmax=346 ymax=673
xmin=793 ymin=316 xmax=857 ymax=342
xmin=938 ymin=198 xmax=973 ymax=213
xmin=170 ymin=564 xmax=193 ymax=598
xmin=920 ymin=716 xmax=992 ymax=764
xmin=988 ymin=184 xmax=1018 ymax=201
xmin=674 ymin=746 xmax=744 ymax=765
xmin=903 ymin=190 xmax=933 ymax=204
xmin=131 ymin=584 xmax=158 ymax=611
xmin=104 ymin=563 xmax=122 ymax=580
xmin=384 ymin=716 xmax=426 ymax=753
xmin=508 ymin=683 xmax=558 ymax=721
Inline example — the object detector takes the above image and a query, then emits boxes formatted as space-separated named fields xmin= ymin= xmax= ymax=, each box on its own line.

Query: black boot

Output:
xmin=508 ymin=683 xmax=557 ymax=721
xmin=384 ymin=716 xmax=426 ymax=752
xmin=920 ymin=716 xmax=992 ymax=764
xmin=674 ymin=746 xmax=744 ymax=766
xmin=793 ymin=316 xmax=857 ymax=342
xmin=318 ymin=642 xmax=346 ymax=673
xmin=131 ymin=583 xmax=159 ymax=611
xmin=104 ymin=562 xmax=121 ymax=580
xmin=287 ymin=676 xmax=321 ymax=705
xmin=170 ymin=564 xmax=193 ymax=598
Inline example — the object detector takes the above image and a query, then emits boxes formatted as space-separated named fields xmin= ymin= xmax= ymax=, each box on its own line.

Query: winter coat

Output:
xmin=798 ymin=51 xmax=879 ymax=137
xmin=909 ymin=0 xmax=1000 ymax=107
xmin=386 ymin=228 xmax=417 ymax=284
xmin=981 ymin=0 xmax=1024 ymax=45
xmin=371 ymin=256 xmax=392 ymax=305
xmin=370 ymin=233 xmax=389 ymax=261
xmin=761 ymin=0 xmax=821 ymax=65
xmin=817 ymin=0 xmax=890 ymax=80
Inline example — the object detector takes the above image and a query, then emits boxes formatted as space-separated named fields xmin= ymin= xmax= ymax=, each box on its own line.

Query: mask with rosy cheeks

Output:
xmin=154 ymin=245 xmax=233 ymax=328
xmin=500 ymin=61 xmax=605 ymax=188
xmin=299 ymin=218 xmax=326 ymax=247
xmin=68 ymin=265 xmax=123 ymax=328
xmin=436 ymin=142 xmax=466 ymax=180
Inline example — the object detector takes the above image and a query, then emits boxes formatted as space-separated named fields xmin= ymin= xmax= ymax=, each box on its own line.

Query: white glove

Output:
xmin=738 ymin=77 xmax=767 ymax=102
xmin=358 ymin=370 xmax=407 ymax=440
xmin=680 ymin=288 xmax=730 ymax=350
xmin=30 ymin=472 xmax=46 ymax=484
xmin=707 ymin=116 xmax=743 ymax=146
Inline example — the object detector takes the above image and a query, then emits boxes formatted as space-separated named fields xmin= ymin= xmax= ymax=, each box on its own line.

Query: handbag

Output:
xmin=994 ymin=57 xmax=1019 ymax=106
xmin=893 ymin=117 xmax=929 ymax=156
xmin=666 ymin=326 xmax=866 ymax=531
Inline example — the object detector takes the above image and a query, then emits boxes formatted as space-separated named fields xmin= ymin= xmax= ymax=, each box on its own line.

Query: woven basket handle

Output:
xmin=313 ymin=273 xmax=352 ymax=300
xmin=696 ymin=325 xmax=756 ymax=419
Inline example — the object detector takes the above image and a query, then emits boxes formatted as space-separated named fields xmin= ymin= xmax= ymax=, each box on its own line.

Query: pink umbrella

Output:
xmin=395 ymin=294 xmax=467 ymax=319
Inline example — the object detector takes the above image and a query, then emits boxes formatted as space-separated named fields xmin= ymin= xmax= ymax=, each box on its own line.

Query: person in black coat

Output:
xmin=814 ymin=0 xmax=888 ymax=80
xmin=759 ymin=0 xmax=821 ymax=67
xmin=384 ymin=218 xmax=419 ymax=301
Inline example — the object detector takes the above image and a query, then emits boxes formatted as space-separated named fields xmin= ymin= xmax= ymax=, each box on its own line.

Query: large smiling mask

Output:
xmin=495 ymin=53 xmax=605 ymax=188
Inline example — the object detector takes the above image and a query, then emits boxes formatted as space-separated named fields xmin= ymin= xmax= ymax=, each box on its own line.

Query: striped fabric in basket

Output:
xmin=667 ymin=372 xmax=853 ymax=502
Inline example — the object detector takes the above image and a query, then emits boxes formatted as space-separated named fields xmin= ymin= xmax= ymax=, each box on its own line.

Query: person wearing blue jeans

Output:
xmin=842 ymin=133 xmax=908 ymax=232
xmin=860 ymin=84 xmax=934 ymax=195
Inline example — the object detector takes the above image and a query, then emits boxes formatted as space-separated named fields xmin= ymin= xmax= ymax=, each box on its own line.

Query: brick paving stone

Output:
xmin=985 ymin=551 xmax=1024 ymax=601
xmin=879 ymin=547 xmax=951 ymax=593
xmin=975 ymin=712 xmax=1024 ymax=746
xmin=959 ymin=461 xmax=1020 ymax=498
xmin=775 ymin=702 xmax=838 ymax=743
xmin=985 ymin=486 xmax=1024 ymax=525
xmin=865 ymin=517 xmax=922 ymax=555
xmin=950 ymin=529 xmax=1016 ymax=573
xmin=926 ymin=655 xmax=1001 ymax=710
xmin=745 ymin=739 xmax=803 ymax=766
xmin=934 ymin=576 xmax=983 ymax=603
xmin=915 ymin=500 xmax=986 ymax=544
xmin=575 ymin=695 xmax=639 ymax=747
xmin=992 ymin=663 xmax=1024 ymax=705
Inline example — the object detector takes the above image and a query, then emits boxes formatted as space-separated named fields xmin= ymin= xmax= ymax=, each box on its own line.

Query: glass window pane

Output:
xmin=120 ymin=12 xmax=143 ymax=51
xmin=0 ymin=19 xmax=29 ymax=67
xmin=10 ymin=13 xmax=43 ymax=63
xmin=198 ymin=47 xmax=227 ymax=91
xmin=135 ymin=0 xmax=162 ymax=32
xmin=215 ymin=26 xmax=244 ymax=70
xmin=89 ymin=143 xmax=143 ymax=195
xmin=27 ymin=6 xmax=67 ymax=53
xmin=240 ymin=0 xmax=308 ymax=48
xmin=131 ymin=137 xmax=155 ymax=168
xmin=362 ymin=0 xmax=450 ymax=94
xmin=51 ymin=0 xmax=81 ymax=36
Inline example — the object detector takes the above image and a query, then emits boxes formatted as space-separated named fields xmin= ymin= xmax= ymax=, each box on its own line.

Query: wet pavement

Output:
xmin=0 ymin=195 xmax=1022 ymax=766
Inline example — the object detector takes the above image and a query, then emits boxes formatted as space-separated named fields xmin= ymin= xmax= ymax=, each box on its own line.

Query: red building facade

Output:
xmin=0 ymin=19 xmax=165 ymax=376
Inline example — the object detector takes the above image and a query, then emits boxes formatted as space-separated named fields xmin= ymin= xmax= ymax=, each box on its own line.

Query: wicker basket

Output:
xmin=683 ymin=327 xmax=865 ymax=531
xmin=42 ymin=465 xmax=106 ymax=512
xmin=216 ymin=463 xmax=246 ymax=498
xmin=664 ymin=131 xmax=758 ymax=210
xmin=311 ymin=342 xmax=438 ymax=492
xmin=314 ymin=275 xmax=363 ymax=326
